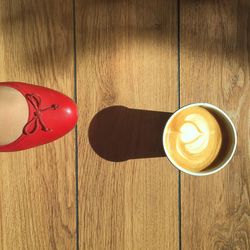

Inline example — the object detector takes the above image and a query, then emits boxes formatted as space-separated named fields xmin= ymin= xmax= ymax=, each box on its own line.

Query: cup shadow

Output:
xmin=88 ymin=106 xmax=172 ymax=162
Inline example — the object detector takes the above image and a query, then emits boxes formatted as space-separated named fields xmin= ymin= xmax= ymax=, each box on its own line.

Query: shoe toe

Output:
xmin=46 ymin=94 xmax=78 ymax=137
xmin=0 ymin=82 xmax=78 ymax=151
xmin=34 ymin=90 xmax=78 ymax=146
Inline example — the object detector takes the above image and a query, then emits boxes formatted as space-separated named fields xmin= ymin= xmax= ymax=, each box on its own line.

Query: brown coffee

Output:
xmin=164 ymin=106 xmax=222 ymax=172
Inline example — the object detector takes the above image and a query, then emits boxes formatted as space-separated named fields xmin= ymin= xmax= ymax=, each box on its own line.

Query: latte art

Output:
xmin=165 ymin=107 xmax=222 ymax=172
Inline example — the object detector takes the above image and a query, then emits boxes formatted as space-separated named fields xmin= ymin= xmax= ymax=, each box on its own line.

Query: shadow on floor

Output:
xmin=88 ymin=106 xmax=172 ymax=162
xmin=0 ymin=0 xmax=248 ymax=73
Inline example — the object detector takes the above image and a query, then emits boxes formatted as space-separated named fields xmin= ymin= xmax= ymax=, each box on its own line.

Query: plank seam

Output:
xmin=177 ymin=0 xmax=182 ymax=249
xmin=72 ymin=0 xmax=79 ymax=249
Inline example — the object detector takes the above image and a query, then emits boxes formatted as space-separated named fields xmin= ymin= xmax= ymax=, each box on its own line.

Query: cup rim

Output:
xmin=162 ymin=102 xmax=237 ymax=176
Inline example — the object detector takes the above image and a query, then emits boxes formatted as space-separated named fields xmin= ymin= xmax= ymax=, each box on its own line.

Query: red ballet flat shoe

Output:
xmin=0 ymin=82 xmax=78 ymax=152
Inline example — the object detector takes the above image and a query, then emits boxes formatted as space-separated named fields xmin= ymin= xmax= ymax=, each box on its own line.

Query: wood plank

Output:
xmin=0 ymin=0 xmax=76 ymax=249
xmin=77 ymin=0 xmax=179 ymax=249
xmin=180 ymin=0 xmax=250 ymax=249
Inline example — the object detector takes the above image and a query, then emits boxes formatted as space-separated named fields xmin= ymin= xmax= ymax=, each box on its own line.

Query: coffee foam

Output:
xmin=165 ymin=106 xmax=222 ymax=172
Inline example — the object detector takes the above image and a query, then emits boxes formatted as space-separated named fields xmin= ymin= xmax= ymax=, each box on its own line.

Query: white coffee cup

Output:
xmin=162 ymin=103 xmax=237 ymax=176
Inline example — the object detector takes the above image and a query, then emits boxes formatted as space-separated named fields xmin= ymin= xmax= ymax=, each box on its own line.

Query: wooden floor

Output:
xmin=0 ymin=0 xmax=249 ymax=249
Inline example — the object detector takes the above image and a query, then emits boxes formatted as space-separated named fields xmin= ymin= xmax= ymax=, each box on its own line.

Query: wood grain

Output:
xmin=76 ymin=0 xmax=178 ymax=249
xmin=180 ymin=0 xmax=250 ymax=249
xmin=0 ymin=0 xmax=76 ymax=249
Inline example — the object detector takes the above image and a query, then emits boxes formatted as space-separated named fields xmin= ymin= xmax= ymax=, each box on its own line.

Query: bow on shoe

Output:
xmin=23 ymin=94 xmax=59 ymax=135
